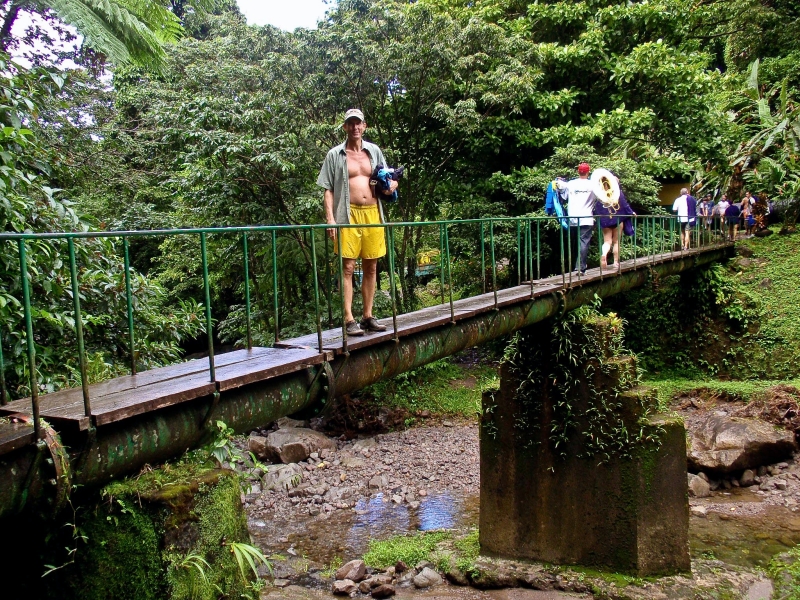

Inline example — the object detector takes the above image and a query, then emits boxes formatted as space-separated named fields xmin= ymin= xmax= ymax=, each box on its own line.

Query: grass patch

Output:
xmin=646 ymin=377 xmax=800 ymax=405
xmin=769 ymin=545 xmax=800 ymax=600
xmin=364 ymin=357 xmax=498 ymax=418
xmin=362 ymin=531 xmax=450 ymax=569
xmin=453 ymin=529 xmax=480 ymax=575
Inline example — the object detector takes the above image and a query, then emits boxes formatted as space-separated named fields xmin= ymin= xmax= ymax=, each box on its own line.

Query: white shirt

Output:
xmin=558 ymin=177 xmax=595 ymax=226
xmin=672 ymin=194 xmax=689 ymax=223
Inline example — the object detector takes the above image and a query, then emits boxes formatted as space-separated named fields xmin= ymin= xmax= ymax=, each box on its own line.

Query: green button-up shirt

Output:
xmin=316 ymin=140 xmax=388 ymax=224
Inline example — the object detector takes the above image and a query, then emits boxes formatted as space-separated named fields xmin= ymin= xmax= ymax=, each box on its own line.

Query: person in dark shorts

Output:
xmin=725 ymin=200 xmax=741 ymax=241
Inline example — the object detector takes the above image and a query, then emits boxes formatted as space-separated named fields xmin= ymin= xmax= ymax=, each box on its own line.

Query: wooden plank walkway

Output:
xmin=0 ymin=243 xmax=722 ymax=454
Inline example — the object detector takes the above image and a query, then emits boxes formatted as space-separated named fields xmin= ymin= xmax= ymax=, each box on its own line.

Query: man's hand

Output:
xmin=327 ymin=220 xmax=337 ymax=240
xmin=383 ymin=180 xmax=399 ymax=195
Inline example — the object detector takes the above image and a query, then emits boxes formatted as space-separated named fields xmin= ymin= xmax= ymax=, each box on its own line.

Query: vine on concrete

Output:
xmin=504 ymin=303 xmax=663 ymax=465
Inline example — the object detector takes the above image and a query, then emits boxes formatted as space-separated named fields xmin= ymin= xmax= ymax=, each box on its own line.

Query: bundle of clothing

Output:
xmin=371 ymin=165 xmax=404 ymax=203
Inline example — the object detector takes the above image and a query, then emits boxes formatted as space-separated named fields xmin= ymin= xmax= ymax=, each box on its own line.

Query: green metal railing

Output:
xmin=0 ymin=213 xmax=730 ymax=439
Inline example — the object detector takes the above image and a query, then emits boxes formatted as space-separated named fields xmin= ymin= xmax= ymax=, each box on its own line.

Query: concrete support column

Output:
xmin=479 ymin=314 xmax=690 ymax=576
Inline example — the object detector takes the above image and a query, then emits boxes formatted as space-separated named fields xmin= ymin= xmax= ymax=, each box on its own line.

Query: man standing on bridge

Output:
xmin=317 ymin=108 xmax=398 ymax=337
xmin=558 ymin=162 xmax=595 ymax=274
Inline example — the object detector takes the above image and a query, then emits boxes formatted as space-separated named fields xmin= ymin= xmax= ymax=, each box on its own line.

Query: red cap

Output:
xmin=578 ymin=163 xmax=590 ymax=175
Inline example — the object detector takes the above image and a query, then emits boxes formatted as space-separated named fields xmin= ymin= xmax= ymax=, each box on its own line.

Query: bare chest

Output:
xmin=346 ymin=150 xmax=372 ymax=179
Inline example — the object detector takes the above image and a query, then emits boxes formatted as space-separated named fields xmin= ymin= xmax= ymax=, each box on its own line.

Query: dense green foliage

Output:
xmin=2 ymin=0 xmax=800 ymax=391
xmin=608 ymin=227 xmax=800 ymax=380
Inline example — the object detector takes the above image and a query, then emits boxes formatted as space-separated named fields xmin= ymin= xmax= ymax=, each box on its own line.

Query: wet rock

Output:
xmin=265 ymin=428 xmax=337 ymax=464
xmin=687 ymin=414 xmax=796 ymax=474
xmin=369 ymin=475 xmax=389 ymax=489
xmin=737 ymin=245 xmax=755 ymax=257
xmin=371 ymin=584 xmax=396 ymax=598
xmin=248 ymin=435 xmax=269 ymax=460
xmin=359 ymin=580 xmax=374 ymax=593
xmin=394 ymin=560 xmax=408 ymax=574
xmin=775 ymin=479 xmax=788 ymax=490
xmin=262 ymin=463 xmax=303 ymax=491
xmin=273 ymin=578 xmax=290 ymax=588
xmin=688 ymin=474 xmax=711 ymax=498
xmin=446 ymin=566 xmax=470 ymax=586
xmin=413 ymin=567 xmax=443 ymax=588
xmin=340 ymin=455 xmax=367 ymax=469
xmin=759 ymin=278 xmax=773 ymax=289
xmin=332 ymin=579 xmax=357 ymax=595
xmin=353 ymin=438 xmax=378 ymax=453
xmin=335 ymin=559 xmax=367 ymax=582
xmin=740 ymin=469 xmax=756 ymax=486
xmin=690 ymin=505 xmax=707 ymax=517
xmin=747 ymin=578 xmax=774 ymax=600
xmin=276 ymin=416 xmax=307 ymax=429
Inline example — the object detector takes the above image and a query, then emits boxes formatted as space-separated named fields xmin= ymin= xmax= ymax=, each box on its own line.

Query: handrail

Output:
xmin=0 ymin=213 xmax=731 ymax=439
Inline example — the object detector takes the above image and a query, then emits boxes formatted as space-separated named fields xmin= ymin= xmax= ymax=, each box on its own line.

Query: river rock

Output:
xmin=740 ymin=469 xmax=756 ymax=486
xmin=262 ymin=463 xmax=303 ymax=491
xmin=413 ymin=567 xmax=443 ymax=588
xmin=265 ymin=428 xmax=337 ymax=464
xmin=687 ymin=414 xmax=796 ymax=474
xmin=335 ymin=559 xmax=367 ymax=582
xmin=353 ymin=438 xmax=378 ymax=452
xmin=369 ymin=474 xmax=389 ymax=489
xmin=248 ymin=435 xmax=269 ymax=460
xmin=371 ymin=584 xmax=396 ymax=598
xmin=394 ymin=560 xmax=408 ymax=574
xmin=688 ymin=474 xmax=711 ymax=498
xmin=276 ymin=416 xmax=306 ymax=429
xmin=332 ymin=579 xmax=358 ymax=595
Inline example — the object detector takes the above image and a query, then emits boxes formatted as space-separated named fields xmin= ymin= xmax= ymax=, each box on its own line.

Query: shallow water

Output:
xmin=250 ymin=492 xmax=479 ymax=568
xmin=251 ymin=485 xmax=797 ymax=573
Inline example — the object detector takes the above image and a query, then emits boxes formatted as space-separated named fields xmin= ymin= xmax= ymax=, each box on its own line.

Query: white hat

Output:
xmin=343 ymin=108 xmax=365 ymax=124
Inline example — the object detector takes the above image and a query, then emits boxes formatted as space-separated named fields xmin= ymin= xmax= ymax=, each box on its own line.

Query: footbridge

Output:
xmin=0 ymin=216 xmax=733 ymax=519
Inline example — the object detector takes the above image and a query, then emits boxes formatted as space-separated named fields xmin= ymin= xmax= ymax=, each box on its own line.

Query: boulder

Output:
xmin=687 ymin=415 xmax=795 ymax=474
xmin=265 ymin=428 xmax=337 ymax=464
xmin=248 ymin=435 xmax=269 ymax=460
xmin=413 ymin=567 xmax=443 ymax=588
xmin=335 ymin=559 xmax=367 ymax=582
xmin=332 ymin=579 xmax=357 ymax=595
xmin=262 ymin=463 xmax=303 ymax=491
xmin=371 ymin=584 xmax=396 ymax=598
xmin=688 ymin=474 xmax=711 ymax=498
xmin=740 ymin=469 xmax=756 ymax=487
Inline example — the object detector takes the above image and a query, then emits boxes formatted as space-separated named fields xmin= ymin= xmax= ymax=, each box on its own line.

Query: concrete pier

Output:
xmin=479 ymin=314 xmax=690 ymax=576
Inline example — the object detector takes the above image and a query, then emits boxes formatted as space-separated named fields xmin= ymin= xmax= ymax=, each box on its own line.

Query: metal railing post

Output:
xmin=387 ymin=225 xmax=399 ymax=341
xmin=337 ymin=227 xmax=348 ymax=354
xmin=68 ymin=238 xmax=91 ymax=418
xmin=18 ymin=240 xmax=41 ymax=439
xmin=309 ymin=229 xmax=323 ymax=354
xmin=199 ymin=233 xmax=216 ymax=382
xmin=123 ymin=238 xmax=136 ymax=375
xmin=490 ymin=220 xmax=498 ymax=308
xmin=242 ymin=232 xmax=252 ymax=350
xmin=272 ymin=230 xmax=280 ymax=344
xmin=480 ymin=221 xmax=486 ymax=295
xmin=445 ymin=224 xmax=455 ymax=323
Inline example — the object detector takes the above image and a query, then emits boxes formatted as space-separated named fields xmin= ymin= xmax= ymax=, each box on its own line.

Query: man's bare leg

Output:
xmin=601 ymin=227 xmax=612 ymax=268
xmin=361 ymin=258 xmax=378 ymax=319
xmin=342 ymin=257 xmax=356 ymax=323
xmin=612 ymin=225 xmax=621 ymax=268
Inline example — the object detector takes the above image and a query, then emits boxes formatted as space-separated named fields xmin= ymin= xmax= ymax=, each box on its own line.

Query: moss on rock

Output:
xmin=47 ymin=465 xmax=255 ymax=600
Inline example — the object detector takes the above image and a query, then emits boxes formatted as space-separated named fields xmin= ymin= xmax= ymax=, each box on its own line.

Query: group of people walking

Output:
xmin=548 ymin=163 xmax=635 ymax=273
xmin=691 ymin=191 xmax=771 ymax=241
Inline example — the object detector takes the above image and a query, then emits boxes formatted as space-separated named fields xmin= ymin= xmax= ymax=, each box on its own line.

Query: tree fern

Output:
xmin=45 ymin=0 xmax=183 ymax=71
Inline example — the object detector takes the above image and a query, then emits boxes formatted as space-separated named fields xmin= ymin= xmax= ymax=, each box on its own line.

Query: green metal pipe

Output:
xmin=309 ymin=231 xmax=323 ymax=353
xmin=67 ymin=239 xmax=91 ymax=418
xmin=123 ymin=238 xmax=136 ymax=375
xmin=18 ymin=240 xmax=40 ymax=440
xmin=0 ymin=246 xmax=731 ymax=521
xmin=242 ymin=233 xmax=252 ymax=350
xmin=0 ymin=332 xmax=7 ymax=406
xmin=200 ymin=233 xmax=216 ymax=382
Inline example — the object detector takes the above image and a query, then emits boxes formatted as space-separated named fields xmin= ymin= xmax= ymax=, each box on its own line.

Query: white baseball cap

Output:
xmin=343 ymin=108 xmax=365 ymax=124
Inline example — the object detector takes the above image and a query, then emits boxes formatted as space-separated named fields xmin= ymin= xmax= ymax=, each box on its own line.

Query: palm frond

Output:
xmin=45 ymin=0 xmax=183 ymax=71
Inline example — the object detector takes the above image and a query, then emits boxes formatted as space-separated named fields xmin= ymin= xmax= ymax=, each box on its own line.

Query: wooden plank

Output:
xmin=0 ymin=419 xmax=36 ymax=456
xmin=216 ymin=348 xmax=331 ymax=391
xmin=0 ymin=348 xmax=271 ymax=426
xmin=92 ymin=374 xmax=217 ymax=426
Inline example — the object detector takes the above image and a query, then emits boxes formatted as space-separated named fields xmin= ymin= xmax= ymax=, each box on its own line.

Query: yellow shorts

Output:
xmin=338 ymin=204 xmax=386 ymax=259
